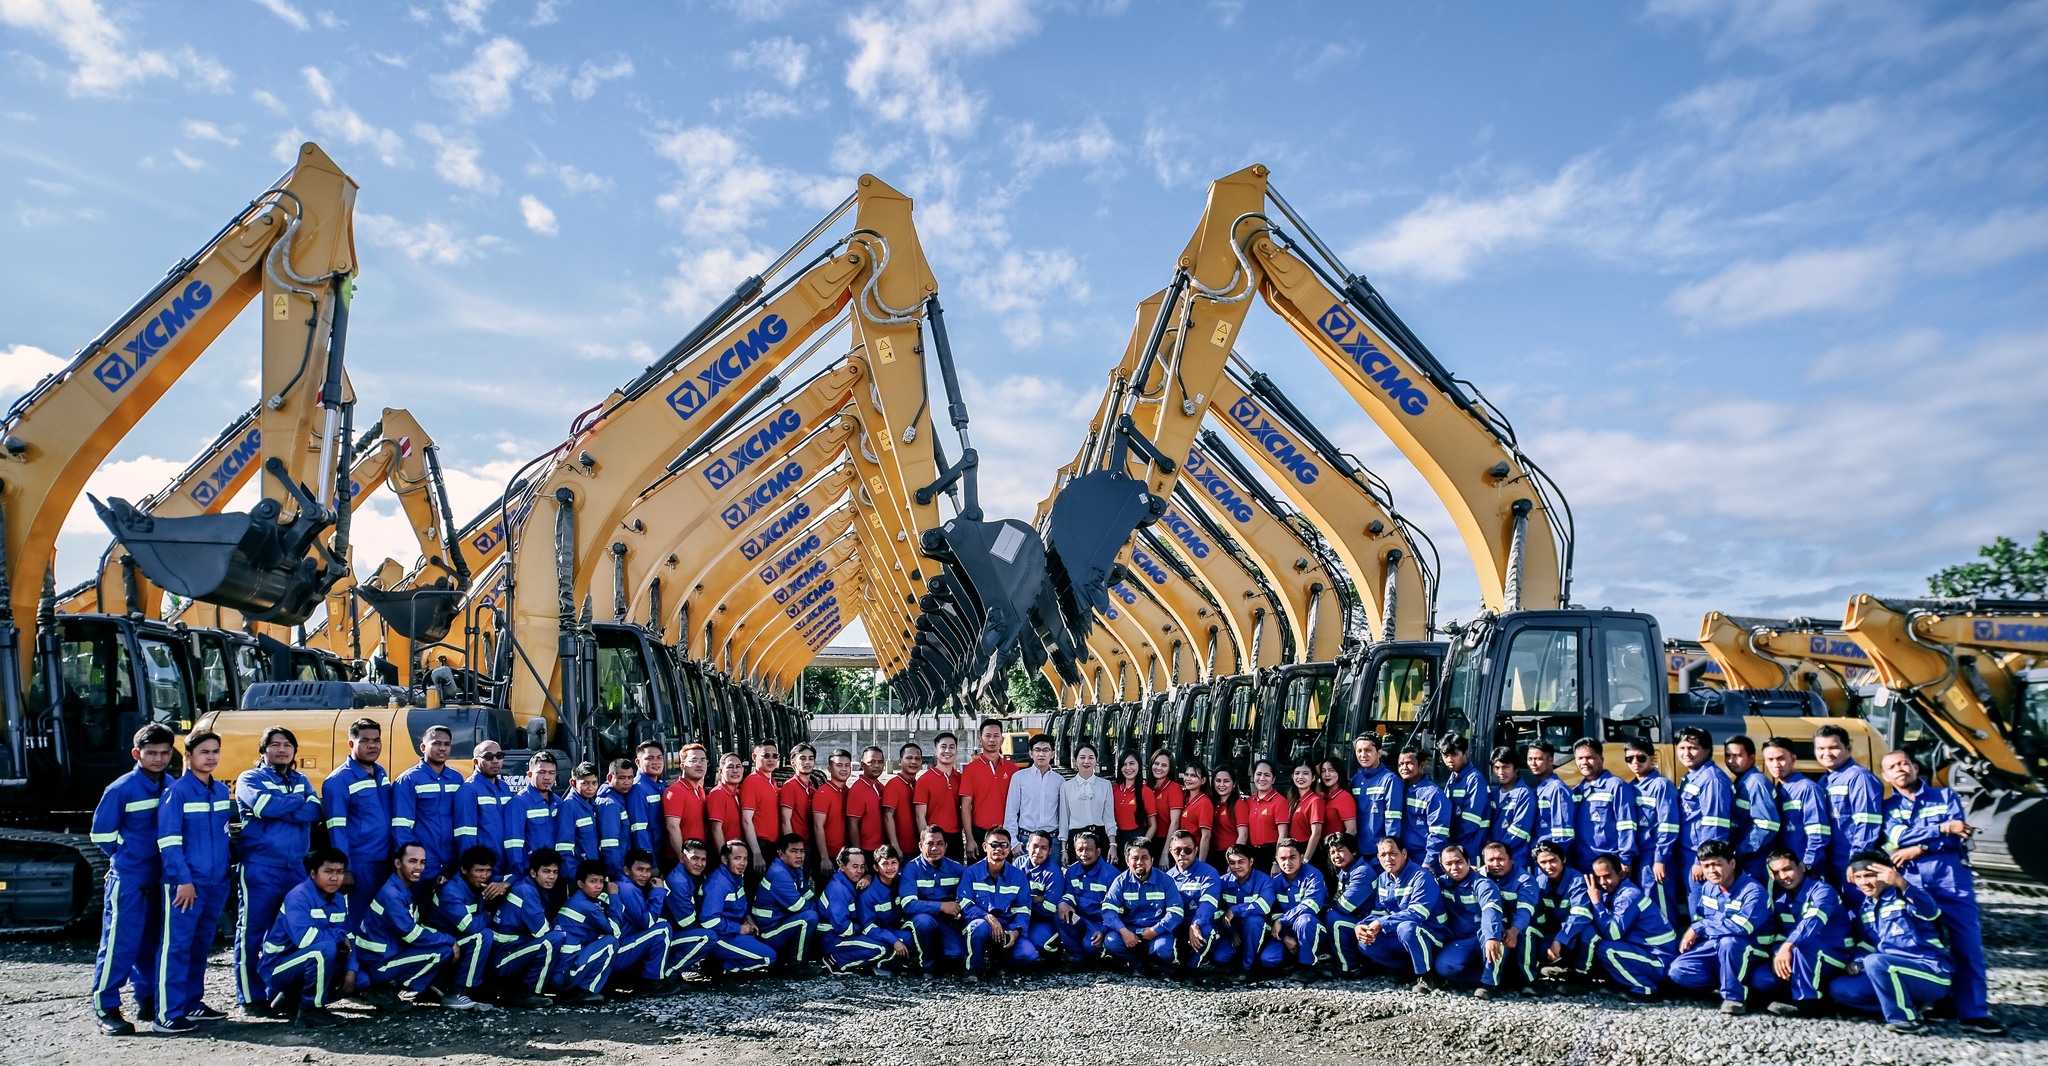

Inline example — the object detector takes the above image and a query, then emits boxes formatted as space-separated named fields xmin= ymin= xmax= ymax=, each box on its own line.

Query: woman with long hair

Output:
xmin=1244 ymin=759 xmax=1291 ymax=871
xmin=1210 ymin=766 xmax=1250 ymax=868
xmin=1318 ymin=756 xmax=1359 ymax=837
xmin=1147 ymin=749 xmax=1185 ymax=849
xmin=1111 ymin=750 xmax=1152 ymax=866
xmin=1179 ymin=759 xmax=1215 ymax=862
xmin=1286 ymin=762 xmax=1327 ymax=867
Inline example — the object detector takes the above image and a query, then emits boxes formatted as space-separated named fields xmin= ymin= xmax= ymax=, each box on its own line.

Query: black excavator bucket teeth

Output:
xmin=93 ymin=494 xmax=339 ymax=627
xmin=1042 ymin=468 xmax=1163 ymax=651
xmin=355 ymin=583 xmax=465 ymax=644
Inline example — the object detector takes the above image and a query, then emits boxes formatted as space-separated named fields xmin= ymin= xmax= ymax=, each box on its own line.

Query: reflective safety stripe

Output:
xmin=183 ymin=802 xmax=210 ymax=813
xmin=125 ymin=798 xmax=159 ymax=812
xmin=349 ymin=778 xmax=379 ymax=794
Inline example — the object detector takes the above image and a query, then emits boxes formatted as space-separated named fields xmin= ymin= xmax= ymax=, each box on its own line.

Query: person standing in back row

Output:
xmin=322 ymin=718 xmax=394 ymax=925
xmin=960 ymin=719 xmax=1017 ymax=862
xmin=1060 ymin=744 xmax=1114 ymax=865
xmin=915 ymin=732 xmax=964 ymax=860
xmin=393 ymin=724 xmax=463 ymax=895
xmin=154 ymin=731 xmax=232 ymax=1034
xmin=882 ymin=742 xmax=923 ymax=856
xmin=232 ymin=727 xmax=322 ymax=1016
xmin=1880 ymin=750 xmax=2005 ymax=1036
xmin=1007 ymin=735 xmax=1064 ymax=848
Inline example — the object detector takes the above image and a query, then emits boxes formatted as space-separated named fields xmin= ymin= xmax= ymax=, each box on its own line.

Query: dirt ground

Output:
xmin=4 ymin=891 xmax=2044 ymax=1066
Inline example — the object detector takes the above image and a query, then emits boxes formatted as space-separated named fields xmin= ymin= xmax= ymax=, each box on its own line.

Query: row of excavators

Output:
xmin=0 ymin=147 xmax=2039 ymax=933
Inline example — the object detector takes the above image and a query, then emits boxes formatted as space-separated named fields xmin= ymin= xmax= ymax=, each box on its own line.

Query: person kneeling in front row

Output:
xmin=257 ymin=847 xmax=353 ymax=1029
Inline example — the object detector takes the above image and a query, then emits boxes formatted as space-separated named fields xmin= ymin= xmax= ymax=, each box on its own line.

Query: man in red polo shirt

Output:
xmin=739 ymin=742 xmax=782 ymax=872
xmin=883 ymin=741 xmax=924 ymax=855
xmin=847 ymin=746 xmax=888 ymax=853
xmin=663 ymin=743 xmax=711 ymax=863
xmin=780 ymin=742 xmax=817 ymax=880
xmin=813 ymin=749 xmax=853 ymax=886
xmin=916 ymin=732 xmax=964 ymax=860
xmin=960 ymin=718 xmax=1018 ymax=862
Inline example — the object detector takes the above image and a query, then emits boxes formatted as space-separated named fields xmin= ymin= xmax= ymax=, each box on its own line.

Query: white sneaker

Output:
xmin=442 ymin=993 xmax=481 ymax=1011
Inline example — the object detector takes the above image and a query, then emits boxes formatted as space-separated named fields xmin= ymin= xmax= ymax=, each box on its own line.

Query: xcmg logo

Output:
xmin=704 ymin=408 xmax=802 ymax=489
xmin=720 ymin=462 xmax=804 ymax=530
xmin=1974 ymin=620 xmax=2048 ymax=644
xmin=667 ymin=314 xmax=788 ymax=421
xmin=1161 ymin=509 xmax=1211 ymax=560
xmin=1186 ymin=450 xmax=1254 ymax=524
xmin=1130 ymin=548 xmax=1169 ymax=586
xmin=1112 ymin=582 xmax=1137 ymax=605
xmin=1225 ymin=397 xmax=1319 ymax=485
xmin=785 ymin=579 xmax=835 ymax=619
xmin=738 ymin=501 xmax=811 ymax=560
xmin=1667 ymin=653 xmax=1723 ymax=676
xmin=469 ymin=496 xmax=536 ymax=555
xmin=189 ymin=426 xmax=261 ymax=507
xmin=758 ymin=533 xmax=823 ymax=585
xmin=95 ymin=280 xmax=215 ymax=392
xmin=1807 ymin=636 xmax=1870 ymax=661
xmin=772 ymin=559 xmax=828 ymax=604
xmin=802 ymin=611 xmax=840 ymax=646
xmin=1316 ymin=304 xmax=1429 ymax=417
xmin=796 ymin=594 xmax=837 ymax=629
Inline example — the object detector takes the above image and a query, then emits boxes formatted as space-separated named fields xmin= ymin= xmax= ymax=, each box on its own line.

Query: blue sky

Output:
xmin=4 ymin=0 xmax=2046 ymax=652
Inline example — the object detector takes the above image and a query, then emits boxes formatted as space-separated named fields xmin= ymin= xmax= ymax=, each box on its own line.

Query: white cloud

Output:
xmin=445 ymin=0 xmax=491 ymax=33
xmin=415 ymin=123 xmax=496 ymax=191
xmin=303 ymin=66 xmax=408 ymax=166
xmin=1645 ymin=0 xmax=1858 ymax=46
xmin=1668 ymin=245 xmax=1901 ymax=326
xmin=357 ymin=212 xmax=504 ymax=265
xmin=650 ymin=125 xmax=836 ymax=233
xmin=251 ymin=88 xmax=288 ymax=115
xmin=733 ymin=36 xmax=809 ymax=88
xmin=963 ymin=249 xmax=1088 ymax=348
xmin=665 ymin=244 xmax=772 ymax=318
xmin=1 ymin=0 xmax=231 ymax=97
xmin=531 ymin=0 xmax=562 ymax=26
xmin=526 ymin=159 xmax=611 ymax=193
xmin=714 ymin=91 xmax=804 ymax=121
xmin=1352 ymin=160 xmax=1608 ymax=283
xmin=270 ymin=126 xmax=307 ymax=164
xmin=435 ymin=36 xmax=529 ymax=118
xmin=1140 ymin=121 xmax=1195 ymax=189
xmin=181 ymin=119 xmax=239 ymax=146
xmin=1008 ymin=117 xmax=1120 ymax=179
xmin=955 ymin=370 xmax=1099 ymax=519
xmin=0 ymin=343 xmax=66 ymax=406
xmin=842 ymin=0 xmax=1039 ymax=137
xmin=62 ymin=456 xmax=187 ymax=534
xmin=249 ymin=0 xmax=310 ymax=30
xmin=518 ymin=194 xmax=558 ymax=235
xmin=303 ymin=65 xmax=333 ymax=103
xmin=722 ymin=0 xmax=793 ymax=20
xmin=569 ymin=53 xmax=634 ymax=100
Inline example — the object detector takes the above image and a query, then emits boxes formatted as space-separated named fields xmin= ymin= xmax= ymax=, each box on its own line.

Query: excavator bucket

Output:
xmin=355 ymin=582 xmax=465 ymax=644
xmin=1043 ymin=468 xmax=1163 ymax=652
xmin=92 ymin=495 xmax=339 ymax=627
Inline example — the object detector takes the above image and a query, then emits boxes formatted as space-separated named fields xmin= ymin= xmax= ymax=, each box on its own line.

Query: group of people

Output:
xmin=86 ymin=716 xmax=2007 ymax=1039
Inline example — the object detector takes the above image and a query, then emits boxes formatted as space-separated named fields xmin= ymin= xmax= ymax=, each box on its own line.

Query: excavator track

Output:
xmin=0 ymin=827 xmax=105 ymax=937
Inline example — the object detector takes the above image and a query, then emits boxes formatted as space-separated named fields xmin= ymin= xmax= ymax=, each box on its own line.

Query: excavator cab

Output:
xmin=1169 ymin=682 xmax=1214 ymax=768
xmin=1256 ymin=661 xmax=1337 ymax=769
xmin=24 ymin=615 xmax=199 ymax=807
xmin=1332 ymin=641 xmax=1444 ymax=751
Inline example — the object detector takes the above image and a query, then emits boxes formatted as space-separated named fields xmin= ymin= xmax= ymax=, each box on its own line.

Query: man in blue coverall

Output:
xmin=1433 ymin=843 xmax=1507 ymax=995
xmin=350 ymin=843 xmax=456 ymax=1012
xmin=1213 ymin=844 xmax=1282 ymax=975
xmin=489 ymin=850 xmax=564 ymax=1008
xmin=392 ymin=724 xmax=463 ymax=895
xmin=154 ymin=730 xmax=233 ymax=1034
xmin=88 ymin=723 xmax=175 ymax=1036
xmin=1880 ymin=750 xmax=2006 ymax=1036
xmin=962 ymin=827 xmax=1039 ymax=978
xmin=1676 ymin=727 xmax=1734 ymax=916
xmin=256 ymin=847 xmax=353 ymax=1030
xmin=1103 ymin=839 xmax=1183 ymax=975
xmin=1439 ymin=736 xmax=1492 ymax=866
xmin=1350 ymin=735 xmax=1405 ymax=846
xmin=1829 ymin=850 xmax=1957 ymax=1035
xmin=1570 ymin=739 xmax=1636 ymax=876
xmin=1624 ymin=738 xmax=1680 ymax=922
xmin=1353 ymin=835 xmax=1446 ymax=987
xmin=1487 ymin=747 xmax=1536 ymax=874
xmin=320 ymin=718 xmax=393 ymax=925
xmin=233 ymin=726 xmax=323 ymax=1015
xmin=900 ymin=825 xmax=970 ymax=973
xmin=1164 ymin=830 xmax=1222 ymax=973
xmin=452 ymin=740 xmax=514 ymax=882
xmin=1746 ymin=849 xmax=1852 ymax=1018
xmin=1723 ymin=736 xmax=1781 ymax=884
xmin=1058 ymin=830 xmax=1114 ymax=963
xmin=752 ymin=834 xmax=822 ymax=967
xmin=1583 ymin=852 xmax=1675 ymax=1000
xmin=1271 ymin=840 xmax=1327 ymax=976
xmin=1667 ymin=840 xmax=1768 ymax=1014
xmin=1527 ymin=742 xmax=1577 ymax=858
xmin=425 ymin=846 xmax=499 ymax=1011
xmin=1815 ymin=724 xmax=1884 ymax=887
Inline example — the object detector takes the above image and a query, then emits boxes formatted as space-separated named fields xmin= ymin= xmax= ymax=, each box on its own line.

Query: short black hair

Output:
xmin=624 ymin=847 xmax=655 ymax=870
xmin=527 ymin=849 xmax=562 ymax=872
xmin=607 ymin=758 xmax=634 ymax=776
xmin=1324 ymin=832 xmax=1358 ymax=855
xmin=1678 ymin=726 xmax=1714 ymax=748
xmin=528 ymin=750 xmax=558 ymax=767
xmin=1490 ymin=745 xmax=1518 ymax=766
xmin=184 ymin=730 xmax=221 ymax=754
xmin=1725 ymin=734 xmax=1756 ymax=758
xmin=1761 ymin=736 xmax=1797 ymax=756
xmin=395 ymin=842 xmax=427 ymax=864
xmin=1766 ymin=848 xmax=1800 ymax=868
xmin=679 ymin=839 xmax=708 ymax=856
xmin=1697 ymin=840 xmax=1737 ymax=862
xmin=1527 ymin=740 xmax=1557 ymax=757
xmin=978 ymin=717 xmax=1004 ymax=734
xmin=1439 ymin=843 xmax=1469 ymax=863
xmin=458 ymin=846 xmax=497 ymax=870
xmin=636 ymin=740 xmax=665 ymax=755
xmin=305 ymin=846 xmax=348 ymax=873
xmin=1571 ymin=737 xmax=1599 ymax=754
xmin=1590 ymin=853 xmax=1623 ymax=875
xmin=577 ymin=866 xmax=606 ymax=884
xmin=347 ymin=717 xmax=380 ymax=740
xmin=1439 ymin=734 xmax=1469 ymax=756
xmin=1029 ymin=734 xmax=1053 ymax=750
xmin=1847 ymin=848 xmax=1892 ymax=873
xmin=1533 ymin=840 xmax=1567 ymax=861
xmin=1375 ymin=835 xmax=1406 ymax=853
xmin=776 ymin=833 xmax=807 ymax=854
xmin=572 ymin=761 xmax=599 ymax=779
xmin=933 ymin=731 xmax=957 ymax=745
xmin=898 ymin=741 xmax=923 ymax=757
xmin=133 ymin=723 xmax=176 ymax=750
xmin=1223 ymin=844 xmax=1255 ymax=863
xmin=1814 ymin=724 xmax=1851 ymax=746
xmin=1624 ymin=737 xmax=1656 ymax=758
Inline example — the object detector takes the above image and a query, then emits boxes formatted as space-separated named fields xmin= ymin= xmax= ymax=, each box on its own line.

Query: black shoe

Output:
xmin=508 ymin=992 xmax=552 ymax=1010
xmin=1622 ymin=990 xmax=1659 ymax=1004
xmin=267 ymin=993 xmax=298 ymax=1019
xmin=1720 ymin=999 xmax=1748 ymax=1016
xmin=555 ymin=989 xmax=603 ymax=1006
xmin=135 ymin=1000 xmax=155 ymax=1024
xmin=358 ymin=988 xmax=411 ymax=1013
xmin=1885 ymin=1020 xmax=1926 ymax=1035
xmin=294 ymin=1007 xmax=346 ymax=1031
xmin=1766 ymin=1000 xmax=1804 ymax=1018
xmin=1413 ymin=975 xmax=1440 ymax=993
xmin=150 ymin=1016 xmax=197 ymax=1035
xmin=185 ymin=1003 xmax=228 ymax=1023
xmin=1959 ymin=1018 xmax=2008 ymax=1037
xmin=94 ymin=1010 xmax=133 ymax=1036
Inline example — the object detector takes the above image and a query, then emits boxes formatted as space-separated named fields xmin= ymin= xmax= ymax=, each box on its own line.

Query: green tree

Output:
xmin=798 ymin=666 xmax=884 ymax=715
xmin=1005 ymin=665 xmax=1056 ymax=711
xmin=1929 ymin=532 xmax=2048 ymax=598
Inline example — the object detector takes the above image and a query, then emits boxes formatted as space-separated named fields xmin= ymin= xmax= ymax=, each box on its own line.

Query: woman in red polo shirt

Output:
xmin=704 ymin=753 xmax=747 ymax=857
xmin=1286 ymin=762 xmax=1326 ymax=867
xmin=1210 ymin=766 xmax=1249 ymax=867
xmin=1179 ymin=760 xmax=1215 ymax=861
xmin=1147 ymin=750 xmax=1185 ymax=853
xmin=1244 ymin=759 xmax=1291 ymax=871
xmin=1111 ymin=751 xmax=1152 ymax=867
xmin=1317 ymin=756 xmax=1359 ymax=838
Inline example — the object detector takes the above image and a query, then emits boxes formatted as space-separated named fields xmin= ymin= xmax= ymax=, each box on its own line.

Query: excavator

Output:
xmin=194 ymin=174 xmax=1041 ymax=794
xmin=0 ymin=143 xmax=361 ymax=932
xmin=1027 ymin=165 xmax=1878 ymax=790
xmin=1840 ymin=595 xmax=2048 ymax=883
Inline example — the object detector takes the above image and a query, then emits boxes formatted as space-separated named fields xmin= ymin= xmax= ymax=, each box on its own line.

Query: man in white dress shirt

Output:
xmin=1007 ymin=736 xmax=1065 ymax=849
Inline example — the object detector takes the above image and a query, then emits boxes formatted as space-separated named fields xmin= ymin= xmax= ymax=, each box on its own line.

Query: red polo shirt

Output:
xmin=959 ymin=753 xmax=1018 ymax=831
xmin=914 ymin=766 xmax=962 ymax=833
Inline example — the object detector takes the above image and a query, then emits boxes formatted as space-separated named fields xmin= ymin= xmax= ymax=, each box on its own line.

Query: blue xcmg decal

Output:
xmin=1975 ymin=620 xmax=2048 ymax=644
xmin=96 ymin=280 xmax=215 ymax=392
xmin=772 ymin=559 xmax=829 ymax=605
xmin=1225 ymin=397 xmax=1319 ymax=485
xmin=1130 ymin=548 xmax=1169 ymax=585
xmin=667 ymin=313 xmax=788 ymax=421
xmin=469 ymin=496 xmax=537 ymax=555
xmin=785 ymin=579 xmax=835 ymax=619
xmin=758 ymin=533 xmax=824 ymax=585
xmin=739 ymin=501 xmax=811 ymax=560
xmin=1807 ymin=636 xmax=1870 ymax=661
xmin=189 ymin=426 xmax=261 ymax=507
xmin=1316 ymin=304 xmax=1429 ymax=416
xmin=721 ymin=461 xmax=804 ymax=530
xmin=704 ymin=408 xmax=803 ymax=489
xmin=1161 ymin=509 xmax=1212 ymax=560
xmin=1186 ymin=450 xmax=1254 ymax=524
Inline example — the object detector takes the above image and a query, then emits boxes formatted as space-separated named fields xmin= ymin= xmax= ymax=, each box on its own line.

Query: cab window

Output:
xmin=1599 ymin=620 xmax=1658 ymax=720
xmin=1372 ymin=656 xmax=1434 ymax=725
xmin=1499 ymin=628 xmax=1579 ymax=716
xmin=1281 ymin=674 xmax=1333 ymax=731
xmin=136 ymin=637 xmax=192 ymax=730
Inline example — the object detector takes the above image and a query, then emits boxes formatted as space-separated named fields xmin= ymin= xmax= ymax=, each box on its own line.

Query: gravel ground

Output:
xmin=3 ymin=891 xmax=2042 ymax=1066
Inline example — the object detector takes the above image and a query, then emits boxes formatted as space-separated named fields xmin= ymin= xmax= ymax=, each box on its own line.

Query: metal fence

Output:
xmin=805 ymin=712 xmax=1049 ymax=758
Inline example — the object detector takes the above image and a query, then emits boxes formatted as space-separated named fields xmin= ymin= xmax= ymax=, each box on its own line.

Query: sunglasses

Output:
xmin=478 ymin=751 xmax=505 ymax=760
xmin=1622 ymin=754 xmax=1650 ymax=763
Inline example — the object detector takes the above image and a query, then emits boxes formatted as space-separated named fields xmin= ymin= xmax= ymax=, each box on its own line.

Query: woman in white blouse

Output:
xmin=1059 ymin=744 xmax=1114 ymax=863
